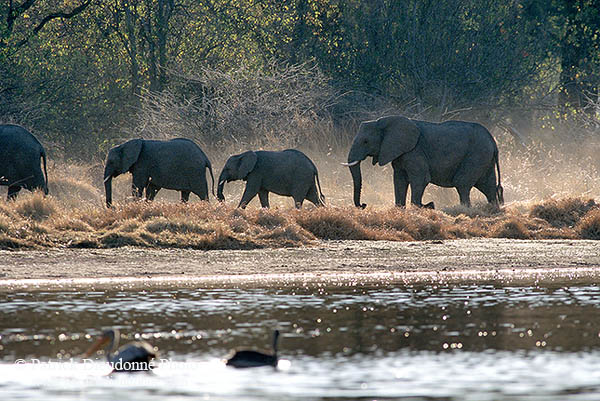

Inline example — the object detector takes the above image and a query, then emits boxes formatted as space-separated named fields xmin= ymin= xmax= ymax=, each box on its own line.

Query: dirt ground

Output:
xmin=1 ymin=238 xmax=600 ymax=291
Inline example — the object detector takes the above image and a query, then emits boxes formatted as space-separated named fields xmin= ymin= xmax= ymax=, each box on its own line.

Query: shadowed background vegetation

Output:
xmin=1 ymin=0 xmax=600 ymax=248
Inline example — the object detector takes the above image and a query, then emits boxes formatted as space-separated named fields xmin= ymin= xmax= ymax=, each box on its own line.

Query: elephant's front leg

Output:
xmin=7 ymin=186 xmax=21 ymax=200
xmin=132 ymin=174 xmax=149 ymax=199
xmin=258 ymin=189 xmax=270 ymax=208
xmin=402 ymin=154 xmax=431 ymax=208
xmin=238 ymin=179 xmax=260 ymax=209
xmin=146 ymin=183 xmax=160 ymax=201
xmin=409 ymin=180 xmax=429 ymax=207
xmin=392 ymin=163 xmax=409 ymax=207
xmin=131 ymin=183 xmax=144 ymax=198
xmin=456 ymin=186 xmax=472 ymax=207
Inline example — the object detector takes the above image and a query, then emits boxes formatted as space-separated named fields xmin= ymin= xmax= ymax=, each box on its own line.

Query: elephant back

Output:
xmin=168 ymin=138 xmax=211 ymax=165
xmin=281 ymin=149 xmax=318 ymax=173
xmin=0 ymin=124 xmax=45 ymax=153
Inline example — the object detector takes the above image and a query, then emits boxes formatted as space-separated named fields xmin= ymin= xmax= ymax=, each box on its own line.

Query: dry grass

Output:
xmin=577 ymin=209 xmax=600 ymax=240
xmin=530 ymin=198 xmax=597 ymax=228
xmin=1 ymin=178 xmax=599 ymax=250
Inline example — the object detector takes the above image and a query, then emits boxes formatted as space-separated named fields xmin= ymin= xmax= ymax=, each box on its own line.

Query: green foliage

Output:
xmin=1 ymin=0 xmax=599 ymax=160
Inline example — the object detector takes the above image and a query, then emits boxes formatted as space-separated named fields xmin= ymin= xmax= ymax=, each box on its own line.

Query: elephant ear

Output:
xmin=119 ymin=139 xmax=143 ymax=173
xmin=238 ymin=151 xmax=258 ymax=179
xmin=377 ymin=116 xmax=420 ymax=166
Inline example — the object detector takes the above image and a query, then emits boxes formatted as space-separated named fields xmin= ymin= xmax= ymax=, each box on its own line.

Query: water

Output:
xmin=2 ymin=282 xmax=600 ymax=400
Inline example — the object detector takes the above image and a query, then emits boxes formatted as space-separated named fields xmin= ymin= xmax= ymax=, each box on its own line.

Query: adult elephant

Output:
xmin=344 ymin=116 xmax=503 ymax=209
xmin=103 ymin=138 xmax=214 ymax=207
xmin=217 ymin=149 xmax=325 ymax=209
xmin=0 ymin=124 xmax=48 ymax=200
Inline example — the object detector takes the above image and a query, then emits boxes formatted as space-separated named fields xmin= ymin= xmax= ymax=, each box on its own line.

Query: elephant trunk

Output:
xmin=103 ymin=167 xmax=113 ymax=207
xmin=347 ymin=143 xmax=367 ymax=209
xmin=349 ymin=162 xmax=365 ymax=209
xmin=216 ymin=170 xmax=227 ymax=201
xmin=41 ymin=150 xmax=49 ymax=195
xmin=104 ymin=177 xmax=113 ymax=207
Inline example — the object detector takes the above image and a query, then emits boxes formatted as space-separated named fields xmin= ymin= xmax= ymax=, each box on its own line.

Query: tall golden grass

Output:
xmin=0 ymin=183 xmax=598 ymax=250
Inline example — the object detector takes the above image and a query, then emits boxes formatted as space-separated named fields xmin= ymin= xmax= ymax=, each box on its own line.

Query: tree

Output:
xmin=522 ymin=0 xmax=600 ymax=113
xmin=556 ymin=0 xmax=600 ymax=113
xmin=1 ymin=0 xmax=91 ymax=50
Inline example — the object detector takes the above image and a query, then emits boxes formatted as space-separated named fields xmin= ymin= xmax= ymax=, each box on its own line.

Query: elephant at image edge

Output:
xmin=103 ymin=138 xmax=214 ymax=207
xmin=0 ymin=124 xmax=48 ymax=200
xmin=345 ymin=115 xmax=503 ymax=208
xmin=217 ymin=149 xmax=325 ymax=209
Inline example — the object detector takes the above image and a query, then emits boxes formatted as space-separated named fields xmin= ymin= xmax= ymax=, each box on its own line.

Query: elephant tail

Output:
xmin=495 ymin=151 xmax=504 ymax=206
xmin=207 ymin=162 xmax=215 ymax=197
xmin=315 ymin=171 xmax=326 ymax=206
xmin=41 ymin=148 xmax=49 ymax=195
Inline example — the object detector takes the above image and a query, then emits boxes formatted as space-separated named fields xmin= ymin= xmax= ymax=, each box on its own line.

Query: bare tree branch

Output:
xmin=12 ymin=0 xmax=93 ymax=48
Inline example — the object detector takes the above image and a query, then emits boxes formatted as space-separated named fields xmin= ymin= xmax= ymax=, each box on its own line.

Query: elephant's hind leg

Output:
xmin=258 ymin=189 xmax=270 ymax=208
xmin=291 ymin=184 xmax=311 ymax=209
xmin=455 ymin=186 xmax=472 ymax=207
xmin=305 ymin=184 xmax=323 ymax=207
xmin=452 ymin=153 xmax=493 ymax=207
xmin=192 ymin=190 xmax=208 ymax=201
xmin=7 ymin=186 xmax=20 ymax=200
xmin=474 ymin=165 xmax=499 ymax=206
xmin=146 ymin=183 xmax=160 ymax=201
xmin=181 ymin=190 xmax=191 ymax=202
xmin=192 ymin=176 xmax=209 ymax=201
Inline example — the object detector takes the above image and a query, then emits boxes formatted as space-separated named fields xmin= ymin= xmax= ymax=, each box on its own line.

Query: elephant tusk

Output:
xmin=103 ymin=176 xmax=112 ymax=183
xmin=341 ymin=160 xmax=360 ymax=167
xmin=218 ymin=180 xmax=225 ymax=186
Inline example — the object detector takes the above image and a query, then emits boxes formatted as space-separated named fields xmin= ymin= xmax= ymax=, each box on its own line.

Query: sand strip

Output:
xmin=1 ymin=239 xmax=599 ymax=291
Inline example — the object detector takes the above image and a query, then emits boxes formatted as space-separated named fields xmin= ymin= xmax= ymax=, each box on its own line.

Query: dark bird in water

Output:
xmin=226 ymin=330 xmax=280 ymax=368
xmin=82 ymin=328 xmax=157 ymax=373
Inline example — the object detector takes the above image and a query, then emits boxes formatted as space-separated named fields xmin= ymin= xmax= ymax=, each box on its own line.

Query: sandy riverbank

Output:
xmin=1 ymin=238 xmax=599 ymax=291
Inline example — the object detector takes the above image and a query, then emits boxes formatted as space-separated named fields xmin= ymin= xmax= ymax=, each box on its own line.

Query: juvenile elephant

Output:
xmin=344 ymin=116 xmax=503 ymax=209
xmin=0 ymin=124 xmax=48 ymax=200
xmin=103 ymin=138 xmax=214 ymax=207
xmin=217 ymin=149 xmax=325 ymax=209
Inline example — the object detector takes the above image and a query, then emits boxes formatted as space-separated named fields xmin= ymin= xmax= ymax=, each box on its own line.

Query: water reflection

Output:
xmin=1 ymin=282 xmax=600 ymax=400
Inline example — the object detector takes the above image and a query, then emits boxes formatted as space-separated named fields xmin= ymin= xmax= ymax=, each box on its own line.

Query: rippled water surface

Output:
xmin=2 ymin=282 xmax=600 ymax=400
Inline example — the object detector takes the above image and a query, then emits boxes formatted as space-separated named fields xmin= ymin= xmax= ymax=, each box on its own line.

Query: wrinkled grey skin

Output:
xmin=217 ymin=149 xmax=325 ymax=209
xmin=103 ymin=138 xmax=214 ymax=207
xmin=346 ymin=116 xmax=503 ymax=209
xmin=0 ymin=124 xmax=48 ymax=200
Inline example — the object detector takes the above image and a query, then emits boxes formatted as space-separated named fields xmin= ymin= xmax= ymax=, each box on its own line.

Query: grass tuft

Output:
xmin=577 ymin=209 xmax=600 ymax=240
xmin=13 ymin=191 xmax=58 ymax=221
xmin=491 ymin=218 xmax=531 ymax=239
xmin=253 ymin=209 xmax=290 ymax=229
xmin=530 ymin=198 xmax=597 ymax=228
xmin=295 ymin=207 xmax=375 ymax=240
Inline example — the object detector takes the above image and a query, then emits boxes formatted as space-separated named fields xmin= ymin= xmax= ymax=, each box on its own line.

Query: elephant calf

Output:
xmin=217 ymin=149 xmax=325 ymax=209
xmin=103 ymin=138 xmax=214 ymax=207
xmin=0 ymin=124 xmax=48 ymax=200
